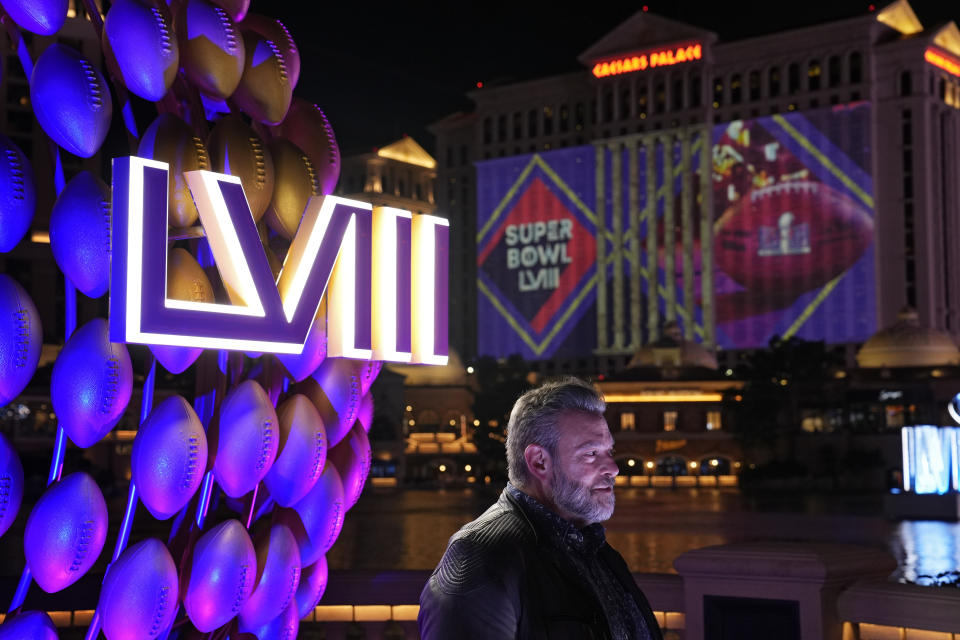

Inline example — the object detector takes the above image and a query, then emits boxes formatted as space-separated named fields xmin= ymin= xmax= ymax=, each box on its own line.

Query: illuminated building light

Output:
xmin=925 ymin=48 xmax=960 ymax=77
xmin=464 ymin=464 xmax=472 ymax=472
xmin=603 ymin=392 xmax=723 ymax=403
xmin=30 ymin=230 xmax=50 ymax=243
xmin=592 ymin=43 xmax=702 ymax=78
xmin=408 ymin=419 xmax=415 ymax=426
xmin=901 ymin=425 xmax=958 ymax=494
xmin=646 ymin=461 xmax=655 ymax=469
xmin=438 ymin=464 xmax=447 ymax=472
xmin=875 ymin=1 xmax=923 ymax=35
xmin=371 ymin=207 xmax=413 ymax=362
xmin=405 ymin=405 xmax=413 ymax=412
xmin=689 ymin=461 xmax=698 ymax=469
xmin=473 ymin=419 xmax=480 ymax=426
xmin=375 ymin=138 xmax=437 ymax=169
xmin=411 ymin=214 xmax=450 ymax=365
xmin=710 ymin=459 xmax=719 ymax=467
xmin=627 ymin=459 xmax=636 ymax=467
xmin=467 ymin=366 xmax=474 ymax=374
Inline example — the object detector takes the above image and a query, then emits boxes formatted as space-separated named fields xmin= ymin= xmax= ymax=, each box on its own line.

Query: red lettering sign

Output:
xmin=925 ymin=47 xmax=960 ymax=78
xmin=592 ymin=43 xmax=702 ymax=78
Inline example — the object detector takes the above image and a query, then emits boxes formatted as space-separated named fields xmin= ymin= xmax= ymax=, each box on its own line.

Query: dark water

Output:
xmin=328 ymin=486 xmax=960 ymax=583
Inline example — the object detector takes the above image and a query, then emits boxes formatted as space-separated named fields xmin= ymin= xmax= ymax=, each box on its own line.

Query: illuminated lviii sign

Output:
xmin=109 ymin=157 xmax=448 ymax=364
xmin=592 ymin=43 xmax=702 ymax=78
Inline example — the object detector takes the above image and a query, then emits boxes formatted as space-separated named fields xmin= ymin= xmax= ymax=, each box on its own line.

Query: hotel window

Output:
xmin=543 ymin=106 xmax=554 ymax=135
xmin=672 ymin=75 xmax=683 ymax=110
xmin=808 ymin=59 xmax=821 ymax=91
xmin=788 ymin=63 xmax=800 ymax=94
xmin=637 ymin=84 xmax=649 ymax=116
xmin=706 ymin=411 xmax=722 ymax=431
xmin=513 ymin=112 xmax=522 ymax=140
xmin=849 ymin=51 xmax=862 ymax=84
xmin=559 ymin=104 xmax=570 ymax=132
xmin=483 ymin=117 xmax=492 ymax=144
xmin=620 ymin=412 xmax=636 ymax=431
xmin=497 ymin=115 xmax=507 ymax=142
xmin=828 ymin=55 xmax=842 ymax=87
xmin=663 ymin=411 xmax=677 ymax=432
xmin=621 ymin=89 xmax=631 ymax=120
xmin=528 ymin=109 xmax=538 ymax=137
xmin=730 ymin=73 xmax=742 ymax=103
xmin=445 ymin=146 xmax=453 ymax=168
xmin=713 ymin=77 xmax=723 ymax=108
xmin=689 ymin=74 xmax=701 ymax=107
xmin=574 ymin=102 xmax=585 ymax=130
xmin=654 ymin=78 xmax=666 ymax=113
xmin=768 ymin=67 xmax=781 ymax=97
xmin=748 ymin=70 xmax=760 ymax=101
xmin=603 ymin=90 xmax=614 ymax=122
xmin=459 ymin=145 xmax=468 ymax=165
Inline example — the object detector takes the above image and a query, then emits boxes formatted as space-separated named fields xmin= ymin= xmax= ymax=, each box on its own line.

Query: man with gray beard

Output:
xmin=419 ymin=378 xmax=662 ymax=639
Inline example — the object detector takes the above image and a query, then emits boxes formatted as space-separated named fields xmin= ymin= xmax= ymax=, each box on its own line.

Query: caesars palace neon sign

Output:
xmin=925 ymin=47 xmax=960 ymax=78
xmin=109 ymin=157 xmax=449 ymax=365
xmin=592 ymin=43 xmax=703 ymax=79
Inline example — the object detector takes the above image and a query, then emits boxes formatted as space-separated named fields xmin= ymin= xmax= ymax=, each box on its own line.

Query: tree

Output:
xmin=470 ymin=354 xmax=532 ymax=480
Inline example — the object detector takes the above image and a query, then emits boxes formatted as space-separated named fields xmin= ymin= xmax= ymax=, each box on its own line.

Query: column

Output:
xmin=680 ymin=131 xmax=695 ymax=337
xmin=611 ymin=142 xmax=625 ymax=350
xmin=699 ymin=126 xmax=715 ymax=347
xmin=595 ymin=144 xmax=608 ymax=351
xmin=662 ymin=133 xmax=676 ymax=322
xmin=645 ymin=136 xmax=659 ymax=342
xmin=628 ymin=138 xmax=642 ymax=348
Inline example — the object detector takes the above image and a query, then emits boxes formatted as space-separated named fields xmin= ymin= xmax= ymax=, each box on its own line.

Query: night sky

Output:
xmin=269 ymin=1 xmax=960 ymax=156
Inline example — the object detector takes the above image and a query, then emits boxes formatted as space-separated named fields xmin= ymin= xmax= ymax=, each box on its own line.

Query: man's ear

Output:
xmin=523 ymin=443 xmax=551 ymax=482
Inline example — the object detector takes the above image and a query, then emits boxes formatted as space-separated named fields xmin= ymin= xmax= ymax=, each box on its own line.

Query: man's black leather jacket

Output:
xmin=418 ymin=488 xmax=663 ymax=639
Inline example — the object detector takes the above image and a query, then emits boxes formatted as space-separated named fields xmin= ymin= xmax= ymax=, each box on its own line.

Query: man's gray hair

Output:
xmin=505 ymin=377 xmax=606 ymax=487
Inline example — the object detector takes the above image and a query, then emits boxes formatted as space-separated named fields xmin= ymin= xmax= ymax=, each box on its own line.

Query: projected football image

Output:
xmin=711 ymin=107 xmax=876 ymax=347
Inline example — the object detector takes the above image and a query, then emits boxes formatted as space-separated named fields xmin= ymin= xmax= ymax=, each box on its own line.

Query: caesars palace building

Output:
xmin=431 ymin=0 xmax=960 ymax=377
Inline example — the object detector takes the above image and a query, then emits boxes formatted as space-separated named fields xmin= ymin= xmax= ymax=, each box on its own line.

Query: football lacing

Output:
xmin=79 ymin=59 xmax=103 ymax=110
xmin=324 ymin=499 xmax=343 ymax=550
xmin=152 ymin=7 xmax=173 ymax=55
xmin=150 ymin=585 xmax=170 ymax=635
xmin=5 ymin=150 xmax=24 ymax=200
xmin=281 ymin=566 xmax=300 ymax=611
xmin=183 ymin=435 xmax=200 ymax=490
xmin=266 ymin=40 xmax=288 ymax=82
xmin=232 ymin=564 xmax=249 ymax=614
xmin=102 ymin=357 xmax=120 ymax=414
xmin=13 ymin=310 xmax=29 ymax=368
xmin=250 ymin=137 xmax=267 ymax=187
xmin=192 ymin=136 xmax=209 ymax=169
xmin=312 ymin=428 xmax=325 ymax=477
xmin=302 ymin=155 xmax=321 ymax=196
xmin=70 ymin=519 xmax=94 ymax=571
xmin=0 ymin=476 xmax=10 ymax=520
xmin=213 ymin=7 xmax=238 ymax=52
xmin=257 ymin=419 xmax=273 ymax=471
xmin=276 ymin=20 xmax=297 ymax=56
xmin=318 ymin=108 xmax=339 ymax=165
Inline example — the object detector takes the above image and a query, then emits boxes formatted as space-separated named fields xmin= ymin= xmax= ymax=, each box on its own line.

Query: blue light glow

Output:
xmin=901 ymin=425 xmax=960 ymax=495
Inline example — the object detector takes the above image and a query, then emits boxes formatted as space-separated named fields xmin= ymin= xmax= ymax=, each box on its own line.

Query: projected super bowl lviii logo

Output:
xmin=110 ymin=156 xmax=449 ymax=365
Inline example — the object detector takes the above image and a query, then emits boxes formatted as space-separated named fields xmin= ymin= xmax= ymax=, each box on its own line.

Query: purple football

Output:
xmin=0 ymin=0 xmax=66 ymax=35
xmin=356 ymin=360 xmax=382 ymax=396
xmin=357 ymin=392 xmax=373 ymax=434
xmin=310 ymin=357 xmax=363 ymax=447
xmin=276 ymin=301 xmax=326 ymax=382
xmin=295 ymin=555 xmax=328 ymax=619
xmin=0 ymin=134 xmax=36 ymax=253
xmin=49 ymin=172 xmax=111 ymax=298
xmin=132 ymin=395 xmax=208 ymax=520
xmin=99 ymin=538 xmax=179 ymax=640
xmin=0 ymin=432 xmax=24 ymax=538
xmin=31 ymin=44 xmax=112 ymax=158
xmin=51 ymin=318 xmax=133 ymax=448
xmin=212 ymin=0 xmax=248 ymax=21
xmin=280 ymin=463 xmax=345 ymax=566
xmin=183 ymin=519 xmax=256 ymax=632
xmin=24 ymin=472 xmax=107 ymax=593
xmin=263 ymin=394 xmax=326 ymax=507
xmin=239 ymin=523 xmax=301 ymax=628
xmin=0 ymin=610 xmax=58 ymax=639
xmin=137 ymin=114 xmax=210 ymax=228
xmin=103 ymin=0 xmax=179 ymax=102
xmin=0 ymin=275 xmax=42 ymax=406
xmin=175 ymin=0 xmax=245 ymax=100
xmin=238 ymin=603 xmax=298 ymax=640
xmin=329 ymin=422 xmax=371 ymax=510
xmin=209 ymin=380 xmax=278 ymax=498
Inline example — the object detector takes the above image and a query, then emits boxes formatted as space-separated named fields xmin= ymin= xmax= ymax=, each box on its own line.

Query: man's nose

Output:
xmin=604 ymin=454 xmax=619 ymax=478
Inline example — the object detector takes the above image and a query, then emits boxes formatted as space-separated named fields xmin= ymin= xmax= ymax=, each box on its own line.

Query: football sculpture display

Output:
xmin=131 ymin=395 xmax=208 ymax=520
xmin=0 ymin=134 xmax=36 ymax=253
xmin=714 ymin=180 xmax=874 ymax=296
xmin=98 ymin=538 xmax=179 ymax=640
xmin=0 ymin=433 xmax=24 ymax=538
xmin=0 ymin=1 xmax=404 ymax=637
xmin=0 ymin=275 xmax=42 ymax=406
xmin=24 ymin=472 xmax=107 ymax=593
xmin=50 ymin=318 xmax=133 ymax=448
xmin=102 ymin=0 xmax=179 ymax=102
xmin=30 ymin=43 xmax=112 ymax=158
xmin=49 ymin=171 xmax=111 ymax=298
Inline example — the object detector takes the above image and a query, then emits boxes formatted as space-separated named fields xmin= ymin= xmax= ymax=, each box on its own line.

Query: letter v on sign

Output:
xmin=109 ymin=156 xmax=448 ymax=364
